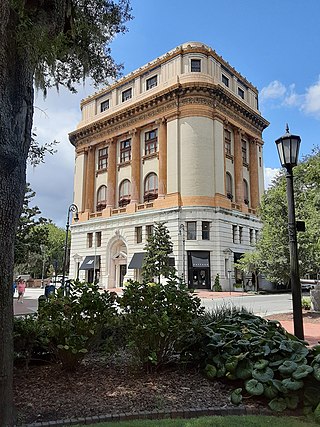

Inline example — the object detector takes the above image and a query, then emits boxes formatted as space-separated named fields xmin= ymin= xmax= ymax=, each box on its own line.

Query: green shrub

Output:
xmin=119 ymin=279 xmax=204 ymax=371
xmin=190 ymin=310 xmax=320 ymax=414
xmin=302 ymin=297 xmax=311 ymax=310
xmin=40 ymin=281 xmax=118 ymax=371
xmin=213 ymin=274 xmax=222 ymax=292
xmin=13 ymin=314 xmax=49 ymax=368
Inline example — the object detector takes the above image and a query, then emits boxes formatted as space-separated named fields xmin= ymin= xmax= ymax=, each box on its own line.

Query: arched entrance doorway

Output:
xmin=107 ymin=236 xmax=127 ymax=288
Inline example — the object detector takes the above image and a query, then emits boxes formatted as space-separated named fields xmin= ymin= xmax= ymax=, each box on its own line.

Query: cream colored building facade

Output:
xmin=69 ymin=41 xmax=269 ymax=290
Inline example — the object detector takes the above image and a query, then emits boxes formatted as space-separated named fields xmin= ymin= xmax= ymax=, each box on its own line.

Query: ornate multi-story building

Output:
xmin=69 ymin=41 xmax=269 ymax=290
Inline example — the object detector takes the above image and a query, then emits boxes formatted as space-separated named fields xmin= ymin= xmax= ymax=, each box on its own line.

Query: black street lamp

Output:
xmin=275 ymin=125 xmax=304 ymax=340
xmin=61 ymin=204 xmax=79 ymax=292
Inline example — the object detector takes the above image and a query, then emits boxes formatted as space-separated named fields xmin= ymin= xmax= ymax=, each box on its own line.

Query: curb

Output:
xmin=23 ymin=406 xmax=273 ymax=427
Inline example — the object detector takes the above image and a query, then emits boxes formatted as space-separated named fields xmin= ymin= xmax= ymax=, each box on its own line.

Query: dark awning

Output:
xmin=190 ymin=251 xmax=210 ymax=268
xmin=128 ymin=253 xmax=175 ymax=269
xmin=128 ymin=252 xmax=146 ymax=269
xmin=79 ymin=255 xmax=100 ymax=270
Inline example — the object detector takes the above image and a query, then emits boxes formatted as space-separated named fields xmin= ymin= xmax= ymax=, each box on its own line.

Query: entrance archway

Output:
xmin=107 ymin=237 xmax=127 ymax=288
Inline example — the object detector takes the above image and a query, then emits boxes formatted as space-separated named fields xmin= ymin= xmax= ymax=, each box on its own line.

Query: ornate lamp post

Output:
xmin=275 ymin=125 xmax=304 ymax=340
xmin=61 ymin=204 xmax=79 ymax=291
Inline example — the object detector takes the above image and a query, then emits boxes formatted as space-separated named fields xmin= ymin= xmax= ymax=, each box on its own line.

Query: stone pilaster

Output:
xmin=249 ymin=137 xmax=259 ymax=209
xmin=233 ymin=127 xmax=243 ymax=204
xmin=84 ymin=146 xmax=95 ymax=212
xmin=158 ymin=118 xmax=167 ymax=198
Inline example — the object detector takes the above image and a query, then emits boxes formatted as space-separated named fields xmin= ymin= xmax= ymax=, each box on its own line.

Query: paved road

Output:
xmin=14 ymin=288 xmax=297 ymax=317
xmin=200 ymin=293 xmax=295 ymax=316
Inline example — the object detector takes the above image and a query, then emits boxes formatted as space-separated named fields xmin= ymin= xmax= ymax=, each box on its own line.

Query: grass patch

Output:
xmin=78 ymin=415 xmax=318 ymax=427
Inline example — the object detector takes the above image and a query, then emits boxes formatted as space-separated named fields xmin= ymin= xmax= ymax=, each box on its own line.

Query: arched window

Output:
xmin=96 ymin=185 xmax=107 ymax=211
xmin=243 ymin=179 xmax=249 ymax=205
xmin=119 ymin=179 xmax=131 ymax=207
xmin=144 ymin=173 xmax=158 ymax=202
xmin=226 ymin=173 xmax=233 ymax=201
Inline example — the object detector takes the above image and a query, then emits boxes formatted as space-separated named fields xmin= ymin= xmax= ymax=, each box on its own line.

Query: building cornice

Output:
xmin=70 ymin=82 xmax=269 ymax=148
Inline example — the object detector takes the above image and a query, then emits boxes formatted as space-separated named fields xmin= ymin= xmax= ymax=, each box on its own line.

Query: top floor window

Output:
xmin=96 ymin=231 xmax=102 ymax=247
xmin=145 ymin=129 xmax=157 ymax=155
xmin=238 ymin=87 xmax=244 ymax=99
xmin=224 ymin=129 xmax=232 ymax=155
xmin=146 ymin=225 xmax=154 ymax=240
xmin=122 ymin=88 xmax=132 ymax=102
xmin=100 ymin=99 xmax=109 ymax=112
xmin=242 ymin=139 xmax=247 ymax=163
xmin=120 ymin=139 xmax=131 ymax=163
xmin=191 ymin=59 xmax=201 ymax=72
xmin=146 ymin=75 xmax=157 ymax=90
xmin=98 ymin=147 xmax=108 ymax=170
xmin=222 ymin=74 xmax=229 ymax=87
xmin=119 ymin=179 xmax=131 ymax=207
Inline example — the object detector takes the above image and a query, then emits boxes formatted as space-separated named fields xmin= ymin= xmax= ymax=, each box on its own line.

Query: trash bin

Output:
xmin=38 ymin=294 xmax=46 ymax=314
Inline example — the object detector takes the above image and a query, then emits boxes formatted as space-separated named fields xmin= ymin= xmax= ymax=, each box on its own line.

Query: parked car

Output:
xmin=300 ymin=279 xmax=318 ymax=291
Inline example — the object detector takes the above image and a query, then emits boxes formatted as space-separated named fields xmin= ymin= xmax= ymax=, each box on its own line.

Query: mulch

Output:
xmin=14 ymin=357 xmax=261 ymax=425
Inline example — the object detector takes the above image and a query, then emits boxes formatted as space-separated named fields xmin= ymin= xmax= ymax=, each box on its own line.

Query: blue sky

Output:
xmin=29 ymin=0 xmax=320 ymax=226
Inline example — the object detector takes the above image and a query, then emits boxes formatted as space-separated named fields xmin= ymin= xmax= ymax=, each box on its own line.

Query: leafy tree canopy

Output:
xmin=240 ymin=147 xmax=320 ymax=285
xmin=142 ymin=222 xmax=176 ymax=284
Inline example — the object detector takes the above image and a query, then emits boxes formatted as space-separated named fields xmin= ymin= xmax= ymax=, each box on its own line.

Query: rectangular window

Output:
xmin=98 ymin=147 xmax=108 ymax=170
xmin=255 ymin=230 xmax=259 ymax=243
xmin=242 ymin=139 xmax=247 ymax=163
xmin=232 ymin=225 xmax=237 ymax=244
xmin=122 ymin=88 xmax=132 ymax=102
xmin=238 ymin=87 xmax=244 ymax=99
xmin=259 ymin=157 xmax=262 ymax=167
xmin=146 ymin=75 xmax=157 ymax=90
xmin=187 ymin=221 xmax=197 ymax=240
xmin=146 ymin=225 xmax=154 ymax=239
xmin=222 ymin=74 xmax=229 ymax=87
xmin=96 ymin=232 xmax=101 ymax=248
xmin=224 ymin=129 xmax=232 ymax=155
xmin=202 ymin=222 xmax=210 ymax=240
xmin=136 ymin=226 xmax=142 ymax=244
xmin=145 ymin=129 xmax=158 ymax=155
xmin=120 ymin=139 xmax=131 ymax=163
xmin=249 ymin=229 xmax=254 ymax=245
xmin=87 ymin=233 xmax=93 ymax=248
xmin=191 ymin=59 xmax=201 ymax=72
xmin=255 ymin=95 xmax=259 ymax=110
xmin=239 ymin=226 xmax=243 ymax=244
xmin=100 ymin=99 xmax=109 ymax=112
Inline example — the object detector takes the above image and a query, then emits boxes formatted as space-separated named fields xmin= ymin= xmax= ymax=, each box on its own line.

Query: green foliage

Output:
xmin=239 ymin=148 xmax=320 ymax=285
xmin=13 ymin=315 xmax=49 ymax=368
xmin=213 ymin=274 xmax=222 ymax=292
xmin=40 ymin=281 xmax=118 ymax=371
xmin=11 ymin=0 xmax=132 ymax=94
xmin=119 ymin=279 xmax=204 ymax=371
xmin=14 ymin=184 xmax=49 ymax=275
xmin=190 ymin=310 xmax=320 ymax=413
xmin=142 ymin=222 xmax=176 ymax=283
xmin=302 ymin=297 xmax=311 ymax=310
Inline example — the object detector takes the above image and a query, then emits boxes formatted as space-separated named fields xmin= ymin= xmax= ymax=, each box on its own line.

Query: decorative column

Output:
xmin=107 ymin=138 xmax=117 ymax=208
xmin=234 ymin=127 xmax=244 ymax=204
xmin=249 ymin=138 xmax=259 ymax=210
xmin=158 ymin=118 xmax=167 ymax=198
xmin=84 ymin=146 xmax=95 ymax=212
xmin=130 ymin=129 xmax=141 ymax=204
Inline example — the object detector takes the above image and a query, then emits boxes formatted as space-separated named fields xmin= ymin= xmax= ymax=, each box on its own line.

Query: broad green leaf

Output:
xmin=268 ymin=397 xmax=287 ymax=412
xmin=245 ymin=379 xmax=264 ymax=396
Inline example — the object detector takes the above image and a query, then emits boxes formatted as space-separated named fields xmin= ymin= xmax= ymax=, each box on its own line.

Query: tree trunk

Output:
xmin=0 ymin=3 xmax=34 ymax=425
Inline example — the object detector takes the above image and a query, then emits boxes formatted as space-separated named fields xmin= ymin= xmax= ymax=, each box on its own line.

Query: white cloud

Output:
xmin=260 ymin=80 xmax=286 ymax=101
xmin=264 ymin=167 xmax=280 ymax=189
xmin=301 ymin=76 xmax=320 ymax=118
